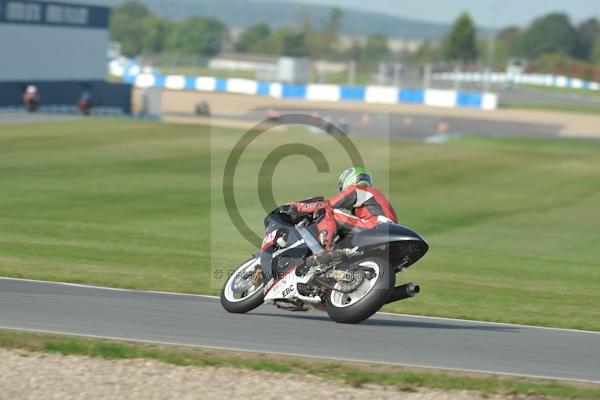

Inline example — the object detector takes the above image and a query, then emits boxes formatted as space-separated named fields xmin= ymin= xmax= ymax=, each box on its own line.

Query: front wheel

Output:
xmin=220 ymin=258 xmax=264 ymax=314
xmin=325 ymin=257 xmax=393 ymax=324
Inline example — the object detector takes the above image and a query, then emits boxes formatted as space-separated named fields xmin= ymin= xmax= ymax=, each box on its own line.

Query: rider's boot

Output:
xmin=310 ymin=249 xmax=345 ymax=267
xmin=295 ymin=249 xmax=346 ymax=277
xmin=251 ymin=266 xmax=264 ymax=286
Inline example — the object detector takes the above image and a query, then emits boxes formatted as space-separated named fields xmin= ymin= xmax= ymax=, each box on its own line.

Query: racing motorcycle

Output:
xmin=220 ymin=199 xmax=428 ymax=323
xmin=23 ymin=95 xmax=39 ymax=113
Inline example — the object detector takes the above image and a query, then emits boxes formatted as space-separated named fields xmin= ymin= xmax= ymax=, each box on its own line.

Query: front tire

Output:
xmin=220 ymin=258 xmax=264 ymax=314
xmin=325 ymin=257 xmax=393 ymax=324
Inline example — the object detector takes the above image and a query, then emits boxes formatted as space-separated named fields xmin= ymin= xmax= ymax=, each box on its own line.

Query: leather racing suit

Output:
xmin=290 ymin=184 xmax=398 ymax=251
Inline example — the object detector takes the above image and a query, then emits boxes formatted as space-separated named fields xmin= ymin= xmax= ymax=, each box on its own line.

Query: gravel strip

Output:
xmin=0 ymin=348 xmax=524 ymax=400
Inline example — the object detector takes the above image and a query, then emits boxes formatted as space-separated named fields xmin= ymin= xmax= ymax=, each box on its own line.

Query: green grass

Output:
xmin=501 ymin=102 xmax=600 ymax=115
xmin=1 ymin=329 xmax=599 ymax=399
xmin=0 ymin=119 xmax=599 ymax=330
xmin=521 ymin=84 xmax=600 ymax=99
xmin=156 ymin=66 xmax=257 ymax=80
xmin=314 ymin=70 xmax=374 ymax=85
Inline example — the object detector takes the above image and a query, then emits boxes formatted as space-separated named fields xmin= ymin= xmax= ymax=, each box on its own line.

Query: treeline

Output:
xmin=234 ymin=10 xmax=390 ymax=61
xmin=110 ymin=1 xmax=228 ymax=57
xmin=412 ymin=12 xmax=600 ymax=72
xmin=498 ymin=14 xmax=600 ymax=64
xmin=110 ymin=0 xmax=390 ymax=61
xmin=112 ymin=0 xmax=600 ymax=75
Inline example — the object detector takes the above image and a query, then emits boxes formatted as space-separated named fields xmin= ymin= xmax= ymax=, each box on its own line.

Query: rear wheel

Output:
xmin=220 ymin=258 xmax=264 ymax=314
xmin=325 ymin=257 xmax=393 ymax=324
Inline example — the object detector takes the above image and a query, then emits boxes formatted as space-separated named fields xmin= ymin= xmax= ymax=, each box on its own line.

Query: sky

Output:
xmin=269 ymin=0 xmax=600 ymax=27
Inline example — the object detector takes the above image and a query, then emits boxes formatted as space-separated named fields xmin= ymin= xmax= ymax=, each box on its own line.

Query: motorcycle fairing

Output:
xmin=349 ymin=224 xmax=429 ymax=269
xmin=263 ymin=267 xmax=298 ymax=303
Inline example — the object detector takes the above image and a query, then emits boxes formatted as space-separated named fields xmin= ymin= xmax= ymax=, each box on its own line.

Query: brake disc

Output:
xmin=232 ymin=273 xmax=254 ymax=293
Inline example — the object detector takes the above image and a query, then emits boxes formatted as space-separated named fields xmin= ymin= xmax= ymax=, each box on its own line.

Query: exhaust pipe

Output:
xmin=386 ymin=282 xmax=420 ymax=304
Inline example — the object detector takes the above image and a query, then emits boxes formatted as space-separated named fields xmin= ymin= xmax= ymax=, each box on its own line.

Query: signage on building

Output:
xmin=0 ymin=0 xmax=109 ymax=28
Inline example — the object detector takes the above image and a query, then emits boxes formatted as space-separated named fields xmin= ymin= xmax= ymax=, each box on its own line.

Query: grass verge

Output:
xmin=1 ymin=329 xmax=599 ymax=399
xmin=520 ymin=84 xmax=600 ymax=99
xmin=1 ymin=120 xmax=600 ymax=330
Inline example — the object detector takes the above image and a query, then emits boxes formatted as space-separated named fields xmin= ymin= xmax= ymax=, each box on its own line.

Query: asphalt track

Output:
xmin=1 ymin=277 xmax=599 ymax=384
xmin=0 ymin=112 xmax=81 ymax=125
xmin=236 ymin=108 xmax=564 ymax=139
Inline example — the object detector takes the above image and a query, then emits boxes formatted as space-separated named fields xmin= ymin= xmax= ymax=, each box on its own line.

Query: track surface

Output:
xmin=1 ymin=277 xmax=599 ymax=383
xmin=235 ymin=108 xmax=563 ymax=139
xmin=0 ymin=112 xmax=81 ymax=125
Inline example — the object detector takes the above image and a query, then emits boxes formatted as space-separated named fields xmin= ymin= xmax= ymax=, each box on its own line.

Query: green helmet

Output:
xmin=338 ymin=167 xmax=373 ymax=192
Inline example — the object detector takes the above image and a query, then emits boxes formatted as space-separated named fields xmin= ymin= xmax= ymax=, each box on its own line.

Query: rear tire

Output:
xmin=325 ymin=257 xmax=393 ymax=324
xmin=220 ymin=258 xmax=265 ymax=314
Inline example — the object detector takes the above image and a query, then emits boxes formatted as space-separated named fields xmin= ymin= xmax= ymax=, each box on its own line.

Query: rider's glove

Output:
xmin=280 ymin=203 xmax=300 ymax=216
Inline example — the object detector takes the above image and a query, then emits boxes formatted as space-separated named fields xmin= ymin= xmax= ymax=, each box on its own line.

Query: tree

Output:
xmin=492 ymin=26 xmax=523 ymax=66
xmin=362 ymin=34 xmax=390 ymax=62
xmin=411 ymin=40 xmax=441 ymax=63
xmin=345 ymin=37 xmax=363 ymax=61
xmin=323 ymin=7 xmax=342 ymax=40
xmin=262 ymin=28 xmax=309 ymax=57
xmin=167 ymin=16 xmax=228 ymax=57
xmin=319 ymin=7 xmax=343 ymax=57
xmin=113 ymin=0 xmax=151 ymax=20
xmin=294 ymin=8 xmax=343 ymax=60
xmin=575 ymin=18 xmax=600 ymax=61
xmin=109 ymin=0 xmax=153 ymax=56
xmin=282 ymin=31 xmax=309 ymax=57
xmin=140 ymin=17 xmax=171 ymax=54
xmin=236 ymin=23 xmax=271 ymax=52
xmin=515 ymin=13 xmax=577 ymax=59
xmin=297 ymin=8 xmax=314 ymax=34
xmin=442 ymin=12 xmax=478 ymax=64
xmin=591 ymin=36 xmax=600 ymax=64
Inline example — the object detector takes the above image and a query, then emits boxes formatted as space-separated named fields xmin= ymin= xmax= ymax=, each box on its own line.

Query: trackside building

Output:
xmin=0 ymin=0 xmax=131 ymax=112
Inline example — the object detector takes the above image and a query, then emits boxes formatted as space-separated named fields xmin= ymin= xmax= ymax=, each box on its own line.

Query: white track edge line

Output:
xmin=0 ymin=276 xmax=219 ymax=299
xmin=1 ymin=276 xmax=599 ymax=335
xmin=0 ymin=326 xmax=598 ymax=385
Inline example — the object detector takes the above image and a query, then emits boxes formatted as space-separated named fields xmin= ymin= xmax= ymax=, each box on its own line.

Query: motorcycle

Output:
xmin=23 ymin=96 xmax=39 ymax=113
xmin=78 ymin=98 xmax=92 ymax=116
xmin=220 ymin=199 xmax=428 ymax=323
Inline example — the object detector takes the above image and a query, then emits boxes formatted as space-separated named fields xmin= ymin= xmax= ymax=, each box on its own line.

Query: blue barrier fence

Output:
xmin=124 ymin=71 xmax=498 ymax=110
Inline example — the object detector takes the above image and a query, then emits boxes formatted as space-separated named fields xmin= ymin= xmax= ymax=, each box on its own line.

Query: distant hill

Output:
xmin=80 ymin=0 xmax=452 ymax=39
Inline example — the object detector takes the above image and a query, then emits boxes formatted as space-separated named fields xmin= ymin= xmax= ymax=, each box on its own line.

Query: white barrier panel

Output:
xmin=127 ymin=65 xmax=141 ymax=77
xmin=135 ymin=74 xmax=156 ymax=88
xmin=431 ymin=71 xmax=600 ymax=92
xmin=555 ymin=76 xmax=568 ymax=88
xmin=120 ymin=59 xmax=498 ymax=110
xmin=365 ymin=86 xmax=398 ymax=104
xmin=571 ymin=78 xmax=584 ymax=89
xmin=491 ymin=73 xmax=503 ymax=83
xmin=109 ymin=59 xmax=124 ymax=77
xmin=196 ymin=77 xmax=216 ymax=92
xmin=227 ymin=78 xmax=258 ymax=95
xmin=425 ymin=89 xmax=456 ymax=108
xmin=532 ymin=74 xmax=546 ymax=85
xmin=165 ymin=75 xmax=185 ymax=90
xmin=482 ymin=93 xmax=498 ymax=111
xmin=306 ymin=84 xmax=340 ymax=102
xmin=269 ymin=83 xmax=282 ymax=99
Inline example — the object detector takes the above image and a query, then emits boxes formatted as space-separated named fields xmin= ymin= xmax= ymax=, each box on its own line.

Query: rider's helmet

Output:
xmin=338 ymin=167 xmax=373 ymax=192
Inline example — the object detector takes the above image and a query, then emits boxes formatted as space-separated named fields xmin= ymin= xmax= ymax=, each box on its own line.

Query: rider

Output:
xmin=286 ymin=167 xmax=398 ymax=268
